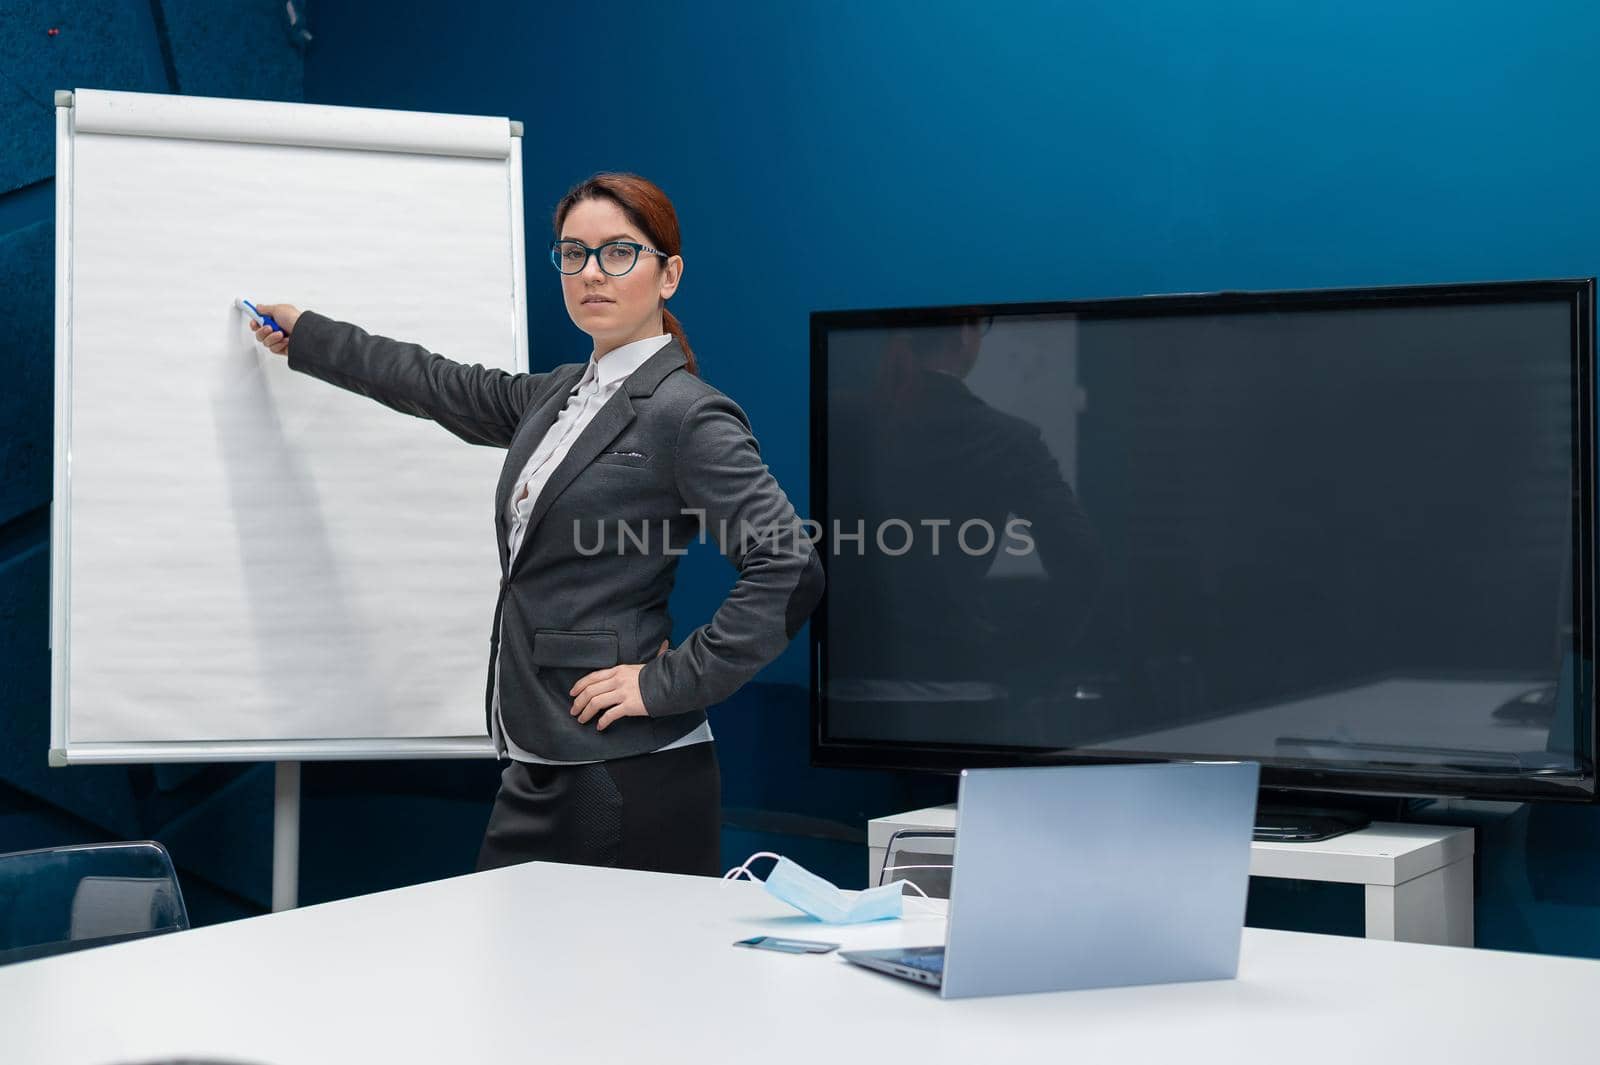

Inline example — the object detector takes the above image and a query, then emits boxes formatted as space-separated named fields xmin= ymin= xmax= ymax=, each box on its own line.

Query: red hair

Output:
xmin=553 ymin=173 xmax=697 ymax=375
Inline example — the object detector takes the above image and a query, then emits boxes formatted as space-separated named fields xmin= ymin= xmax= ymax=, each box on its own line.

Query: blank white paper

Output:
xmin=61 ymin=96 xmax=521 ymax=746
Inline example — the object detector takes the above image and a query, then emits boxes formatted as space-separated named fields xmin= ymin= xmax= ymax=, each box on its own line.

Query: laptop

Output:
xmin=841 ymin=760 xmax=1260 ymax=999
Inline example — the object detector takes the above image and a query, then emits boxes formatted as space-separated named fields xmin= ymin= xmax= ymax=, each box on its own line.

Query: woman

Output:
xmin=251 ymin=172 xmax=823 ymax=877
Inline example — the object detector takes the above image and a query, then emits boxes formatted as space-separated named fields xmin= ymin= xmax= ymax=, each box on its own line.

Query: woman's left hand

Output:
xmin=570 ymin=641 xmax=669 ymax=731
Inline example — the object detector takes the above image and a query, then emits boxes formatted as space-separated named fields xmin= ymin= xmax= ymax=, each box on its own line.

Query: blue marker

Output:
xmin=237 ymin=298 xmax=281 ymax=333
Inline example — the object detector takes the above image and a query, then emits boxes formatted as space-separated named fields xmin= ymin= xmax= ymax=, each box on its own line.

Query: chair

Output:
xmin=0 ymin=841 xmax=190 ymax=966
xmin=878 ymin=829 xmax=956 ymax=899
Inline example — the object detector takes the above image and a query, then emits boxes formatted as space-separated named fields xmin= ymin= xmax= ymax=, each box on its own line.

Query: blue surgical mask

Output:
xmin=727 ymin=852 xmax=905 ymax=924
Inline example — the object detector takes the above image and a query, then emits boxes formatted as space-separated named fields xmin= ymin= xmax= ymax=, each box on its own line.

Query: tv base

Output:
xmin=1253 ymin=807 xmax=1372 ymax=842
xmin=1252 ymin=794 xmax=1412 ymax=843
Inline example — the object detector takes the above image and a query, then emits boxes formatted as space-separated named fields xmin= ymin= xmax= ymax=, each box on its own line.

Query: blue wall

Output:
xmin=304 ymin=0 xmax=1600 ymax=682
xmin=305 ymin=0 xmax=1600 ymax=955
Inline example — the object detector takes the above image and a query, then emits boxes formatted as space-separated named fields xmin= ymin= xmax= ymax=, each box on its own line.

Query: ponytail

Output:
xmin=662 ymin=307 xmax=697 ymax=375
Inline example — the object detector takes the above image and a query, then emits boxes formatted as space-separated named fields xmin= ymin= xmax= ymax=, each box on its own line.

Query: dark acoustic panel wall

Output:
xmin=0 ymin=3 xmax=168 ymax=193
xmin=159 ymin=0 xmax=307 ymax=102
xmin=0 ymin=221 xmax=52 ymax=530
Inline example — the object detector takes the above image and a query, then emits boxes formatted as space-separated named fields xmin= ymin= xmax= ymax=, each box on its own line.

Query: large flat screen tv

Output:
xmin=811 ymin=279 xmax=1597 ymax=802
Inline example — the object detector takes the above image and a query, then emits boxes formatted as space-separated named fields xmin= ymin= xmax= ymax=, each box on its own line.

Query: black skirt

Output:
xmin=475 ymin=740 xmax=721 ymax=877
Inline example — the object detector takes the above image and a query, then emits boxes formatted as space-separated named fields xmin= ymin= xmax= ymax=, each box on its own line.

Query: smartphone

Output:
xmin=733 ymin=935 xmax=840 ymax=954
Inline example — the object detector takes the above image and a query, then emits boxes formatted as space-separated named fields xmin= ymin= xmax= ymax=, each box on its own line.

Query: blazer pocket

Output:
xmin=592 ymin=449 xmax=652 ymax=469
xmin=531 ymin=629 xmax=619 ymax=669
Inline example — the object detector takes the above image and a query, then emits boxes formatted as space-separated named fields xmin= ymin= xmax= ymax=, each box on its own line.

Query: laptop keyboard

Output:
xmin=897 ymin=950 xmax=946 ymax=974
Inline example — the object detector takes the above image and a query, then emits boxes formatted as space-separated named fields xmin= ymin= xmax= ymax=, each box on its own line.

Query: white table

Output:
xmin=3 ymin=860 xmax=1593 ymax=1064
xmin=870 ymin=806 xmax=1475 ymax=945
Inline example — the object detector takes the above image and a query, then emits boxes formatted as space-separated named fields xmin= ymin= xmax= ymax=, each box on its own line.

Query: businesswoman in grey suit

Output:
xmin=251 ymin=173 xmax=824 ymax=877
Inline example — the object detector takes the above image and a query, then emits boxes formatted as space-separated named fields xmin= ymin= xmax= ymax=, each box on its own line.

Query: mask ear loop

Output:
xmin=883 ymin=869 xmax=934 ymax=889
xmin=725 ymin=851 xmax=931 ymax=900
xmin=879 ymin=863 xmax=944 ymax=898
xmin=723 ymin=851 xmax=783 ymax=881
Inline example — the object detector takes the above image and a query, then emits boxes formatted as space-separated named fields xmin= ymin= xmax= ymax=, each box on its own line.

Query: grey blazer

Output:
xmin=287 ymin=311 xmax=824 ymax=761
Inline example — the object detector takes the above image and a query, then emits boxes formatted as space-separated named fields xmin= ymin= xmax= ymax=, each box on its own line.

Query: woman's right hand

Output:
xmin=251 ymin=304 xmax=302 ymax=356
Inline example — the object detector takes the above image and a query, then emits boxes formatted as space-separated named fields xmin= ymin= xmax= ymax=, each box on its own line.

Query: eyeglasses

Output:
xmin=550 ymin=239 xmax=669 ymax=277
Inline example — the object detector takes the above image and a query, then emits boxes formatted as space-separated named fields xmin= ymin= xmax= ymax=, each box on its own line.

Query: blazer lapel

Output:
xmin=508 ymin=387 xmax=636 ymax=577
xmin=495 ymin=364 xmax=586 ymax=572
xmin=506 ymin=341 xmax=689 ymax=577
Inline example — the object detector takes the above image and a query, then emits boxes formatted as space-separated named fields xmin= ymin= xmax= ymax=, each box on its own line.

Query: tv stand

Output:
xmin=868 ymin=805 xmax=1475 ymax=946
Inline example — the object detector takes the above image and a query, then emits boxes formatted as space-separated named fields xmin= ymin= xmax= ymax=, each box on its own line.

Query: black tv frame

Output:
xmin=809 ymin=278 xmax=1599 ymax=803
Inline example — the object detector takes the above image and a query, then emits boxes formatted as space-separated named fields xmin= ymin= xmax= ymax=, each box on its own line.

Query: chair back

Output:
xmin=0 ymin=841 xmax=189 ymax=966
